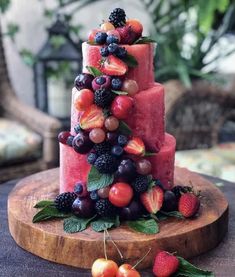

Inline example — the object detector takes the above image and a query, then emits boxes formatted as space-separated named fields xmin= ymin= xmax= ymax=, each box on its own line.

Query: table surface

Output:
xmin=0 ymin=173 xmax=235 ymax=277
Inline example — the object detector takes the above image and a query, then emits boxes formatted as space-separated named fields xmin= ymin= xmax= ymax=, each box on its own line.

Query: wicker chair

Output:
xmin=164 ymin=78 xmax=235 ymax=150
xmin=0 ymin=23 xmax=62 ymax=183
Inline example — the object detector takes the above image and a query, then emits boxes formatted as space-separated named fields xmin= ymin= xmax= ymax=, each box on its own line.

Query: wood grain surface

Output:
xmin=8 ymin=167 xmax=228 ymax=270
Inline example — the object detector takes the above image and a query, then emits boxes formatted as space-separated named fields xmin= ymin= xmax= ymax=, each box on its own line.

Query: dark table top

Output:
xmin=0 ymin=174 xmax=235 ymax=277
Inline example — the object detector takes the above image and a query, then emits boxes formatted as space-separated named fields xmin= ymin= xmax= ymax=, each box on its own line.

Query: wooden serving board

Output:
xmin=8 ymin=167 xmax=228 ymax=270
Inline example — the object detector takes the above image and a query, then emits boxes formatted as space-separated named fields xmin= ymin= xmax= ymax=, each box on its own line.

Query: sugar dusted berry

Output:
xmin=94 ymin=32 xmax=107 ymax=44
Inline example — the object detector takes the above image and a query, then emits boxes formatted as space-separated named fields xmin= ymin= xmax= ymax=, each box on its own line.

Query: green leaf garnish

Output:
xmin=127 ymin=218 xmax=159 ymax=234
xmin=91 ymin=217 xmax=116 ymax=232
xmin=86 ymin=65 xmax=103 ymax=77
xmin=175 ymin=256 xmax=214 ymax=277
xmin=134 ymin=36 xmax=156 ymax=44
xmin=64 ymin=215 xmax=96 ymax=233
xmin=122 ymin=53 xmax=138 ymax=68
xmin=111 ymin=90 xmax=128 ymax=95
xmin=34 ymin=200 xmax=55 ymax=208
xmin=159 ymin=211 xmax=184 ymax=219
xmin=118 ymin=120 xmax=132 ymax=136
xmin=32 ymin=206 xmax=70 ymax=223
xmin=87 ymin=166 xmax=114 ymax=191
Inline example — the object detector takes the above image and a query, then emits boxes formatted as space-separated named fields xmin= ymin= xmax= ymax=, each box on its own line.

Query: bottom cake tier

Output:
xmin=60 ymin=133 xmax=176 ymax=193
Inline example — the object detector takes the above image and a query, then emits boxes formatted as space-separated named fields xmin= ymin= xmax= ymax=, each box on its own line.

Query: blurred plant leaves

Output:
xmin=0 ymin=0 xmax=10 ymax=13
xmin=20 ymin=49 xmax=37 ymax=67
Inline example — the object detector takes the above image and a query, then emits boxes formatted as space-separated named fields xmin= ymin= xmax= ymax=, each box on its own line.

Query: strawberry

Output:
xmin=153 ymin=251 xmax=179 ymax=277
xmin=126 ymin=19 xmax=143 ymax=39
xmin=124 ymin=137 xmax=145 ymax=156
xmin=140 ymin=186 xmax=164 ymax=214
xmin=111 ymin=95 xmax=133 ymax=119
xmin=116 ymin=25 xmax=137 ymax=44
xmin=73 ymin=88 xmax=94 ymax=111
xmin=178 ymin=192 xmax=200 ymax=218
xmin=80 ymin=105 xmax=105 ymax=130
xmin=101 ymin=55 xmax=128 ymax=76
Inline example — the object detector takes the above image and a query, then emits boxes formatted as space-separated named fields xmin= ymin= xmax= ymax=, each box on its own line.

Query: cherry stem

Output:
xmin=150 ymin=213 xmax=159 ymax=222
xmin=103 ymin=229 xmax=107 ymax=260
xmin=105 ymin=229 xmax=124 ymax=260
xmin=132 ymin=248 xmax=151 ymax=269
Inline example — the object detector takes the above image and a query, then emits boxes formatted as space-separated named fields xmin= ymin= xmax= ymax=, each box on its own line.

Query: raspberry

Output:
xmin=94 ymin=153 xmax=118 ymax=174
xmin=132 ymin=175 xmax=149 ymax=193
xmin=95 ymin=199 xmax=117 ymax=217
xmin=94 ymin=88 xmax=113 ymax=108
xmin=109 ymin=8 xmax=126 ymax=28
xmin=54 ymin=192 xmax=77 ymax=212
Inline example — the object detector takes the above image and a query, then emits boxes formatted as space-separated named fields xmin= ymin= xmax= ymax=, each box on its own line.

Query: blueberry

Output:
xmin=111 ymin=78 xmax=122 ymax=90
xmin=108 ymin=43 xmax=119 ymax=54
xmin=111 ymin=145 xmax=124 ymax=157
xmin=95 ymin=76 xmax=106 ymax=85
xmin=116 ymin=47 xmax=127 ymax=58
xmin=95 ymin=32 xmax=107 ymax=44
xmin=106 ymin=34 xmax=119 ymax=44
xmin=100 ymin=46 xmax=109 ymax=57
xmin=87 ymin=152 xmax=98 ymax=165
xmin=118 ymin=135 xmax=128 ymax=146
xmin=74 ymin=124 xmax=81 ymax=134
xmin=74 ymin=183 xmax=83 ymax=194
xmin=66 ymin=135 xmax=74 ymax=146
xmin=90 ymin=190 xmax=100 ymax=201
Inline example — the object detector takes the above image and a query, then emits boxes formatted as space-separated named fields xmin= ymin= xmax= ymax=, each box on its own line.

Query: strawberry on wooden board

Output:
xmin=101 ymin=55 xmax=128 ymax=76
xmin=124 ymin=137 xmax=145 ymax=156
xmin=178 ymin=192 xmax=200 ymax=218
xmin=153 ymin=251 xmax=179 ymax=277
xmin=80 ymin=105 xmax=105 ymax=130
xmin=140 ymin=186 xmax=164 ymax=214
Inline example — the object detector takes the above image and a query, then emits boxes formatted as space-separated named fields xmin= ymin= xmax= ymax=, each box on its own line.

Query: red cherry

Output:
xmin=109 ymin=182 xmax=133 ymax=207
xmin=111 ymin=96 xmax=133 ymax=120
xmin=73 ymin=88 xmax=94 ymax=111
xmin=91 ymin=258 xmax=118 ymax=277
xmin=58 ymin=131 xmax=70 ymax=144
xmin=116 ymin=264 xmax=141 ymax=277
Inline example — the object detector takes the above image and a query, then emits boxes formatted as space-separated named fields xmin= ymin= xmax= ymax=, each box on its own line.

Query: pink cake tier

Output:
xmin=60 ymin=133 xmax=175 ymax=193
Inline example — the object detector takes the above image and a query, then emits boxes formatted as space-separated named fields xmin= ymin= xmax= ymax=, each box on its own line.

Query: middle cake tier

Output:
xmin=71 ymin=82 xmax=165 ymax=152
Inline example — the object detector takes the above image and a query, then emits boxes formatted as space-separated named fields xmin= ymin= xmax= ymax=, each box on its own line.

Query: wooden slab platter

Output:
xmin=8 ymin=167 xmax=228 ymax=270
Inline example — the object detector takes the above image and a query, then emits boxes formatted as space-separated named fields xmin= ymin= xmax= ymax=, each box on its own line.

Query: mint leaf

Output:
xmin=86 ymin=66 xmax=103 ymax=77
xmin=118 ymin=120 xmax=132 ymax=136
xmin=64 ymin=215 xmax=96 ymax=233
xmin=111 ymin=90 xmax=128 ymax=95
xmin=88 ymin=166 xmax=114 ymax=191
xmin=33 ymin=206 xmax=69 ymax=223
xmin=122 ymin=54 xmax=138 ymax=68
xmin=160 ymin=211 xmax=184 ymax=219
xmin=176 ymin=256 xmax=214 ymax=277
xmin=134 ymin=36 xmax=156 ymax=44
xmin=91 ymin=218 xmax=116 ymax=232
xmin=127 ymin=218 xmax=159 ymax=234
xmin=34 ymin=200 xmax=54 ymax=208
xmin=144 ymin=151 xmax=157 ymax=157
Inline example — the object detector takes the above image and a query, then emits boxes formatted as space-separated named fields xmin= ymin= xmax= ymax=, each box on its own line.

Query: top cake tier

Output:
xmin=82 ymin=42 xmax=155 ymax=91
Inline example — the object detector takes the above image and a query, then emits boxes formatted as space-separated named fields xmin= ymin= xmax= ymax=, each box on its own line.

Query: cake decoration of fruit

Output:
xmin=33 ymin=8 xmax=201 ymax=235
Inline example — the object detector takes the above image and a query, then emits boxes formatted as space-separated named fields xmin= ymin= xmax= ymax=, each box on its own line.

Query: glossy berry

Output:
xmin=88 ymin=28 xmax=101 ymax=43
xmin=94 ymin=141 xmax=111 ymax=155
xmin=97 ymin=186 xmax=111 ymax=199
xmin=54 ymin=192 xmax=77 ymax=212
xmin=66 ymin=135 xmax=74 ymax=146
xmin=122 ymin=79 xmax=139 ymax=96
xmin=162 ymin=190 xmax=178 ymax=212
xmin=116 ymin=264 xmax=141 ymax=277
xmin=100 ymin=22 xmax=115 ymax=31
xmin=126 ymin=19 xmax=143 ymax=38
xmin=74 ymin=73 xmax=94 ymax=90
xmin=58 ymin=131 xmax=70 ymax=144
xmin=72 ymin=197 xmax=95 ymax=218
xmin=153 ymin=251 xmax=179 ymax=277
xmin=111 ymin=145 xmax=123 ymax=157
xmin=111 ymin=95 xmax=133 ymax=119
xmin=94 ymin=88 xmax=113 ymax=108
xmin=102 ymin=55 xmax=128 ymax=76
xmin=73 ymin=88 xmax=94 ymax=111
xmin=107 ymin=30 xmax=121 ymax=40
xmin=116 ymin=47 xmax=127 ymax=59
xmin=109 ymin=8 xmax=126 ymax=28
xmin=92 ymin=75 xmax=111 ymax=91
xmin=105 ymin=116 xmax=119 ymax=131
xmin=118 ymin=134 xmax=128 ymax=146
xmin=89 ymin=128 xmax=106 ymax=144
xmin=106 ymin=34 xmax=120 ymax=44
xmin=100 ymin=46 xmax=109 ymax=57
xmin=132 ymin=175 xmax=149 ymax=193
xmin=92 ymin=258 xmax=118 ymax=277
xmin=140 ymin=186 xmax=164 ymax=213
xmin=106 ymin=132 xmax=118 ymax=145
xmin=108 ymin=43 xmax=119 ymax=54
xmin=90 ymin=190 xmax=100 ymax=201
xmin=94 ymin=153 xmax=118 ymax=174
xmin=178 ymin=192 xmax=200 ymax=218
xmin=87 ymin=152 xmax=98 ymax=165
xmin=80 ymin=105 xmax=105 ymax=130
xmin=109 ymin=182 xmax=133 ymax=207
xmin=111 ymin=78 xmax=122 ymax=90
xmin=95 ymin=199 xmax=117 ymax=217
xmin=74 ymin=124 xmax=82 ymax=134
xmin=94 ymin=32 xmax=107 ymax=44
xmin=136 ymin=159 xmax=152 ymax=175
xmin=117 ymin=158 xmax=136 ymax=182
xmin=74 ymin=181 xmax=88 ymax=198
xmin=120 ymin=200 xmax=144 ymax=221
xmin=72 ymin=131 xmax=94 ymax=154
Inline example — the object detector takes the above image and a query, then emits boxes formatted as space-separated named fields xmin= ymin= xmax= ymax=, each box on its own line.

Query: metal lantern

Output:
xmin=34 ymin=15 xmax=82 ymax=127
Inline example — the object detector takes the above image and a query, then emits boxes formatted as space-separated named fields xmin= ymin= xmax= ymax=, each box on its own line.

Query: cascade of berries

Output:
xmin=56 ymin=8 xmax=201 ymax=227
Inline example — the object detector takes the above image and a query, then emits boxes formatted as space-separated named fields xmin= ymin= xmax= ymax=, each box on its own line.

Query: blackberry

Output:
xmin=100 ymin=46 xmax=109 ymax=57
xmin=87 ymin=152 xmax=98 ymax=165
xmin=172 ymin=185 xmax=191 ymax=199
xmin=54 ymin=192 xmax=77 ymax=212
xmin=109 ymin=8 xmax=126 ymax=28
xmin=94 ymin=142 xmax=111 ymax=155
xmin=95 ymin=199 xmax=117 ymax=217
xmin=94 ymin=88 xmax=113 ymax=108
xmin=94 ymin=153 xmax=118 ymax=174
xmin=132 ymin=175 xmax=149 ymax=193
